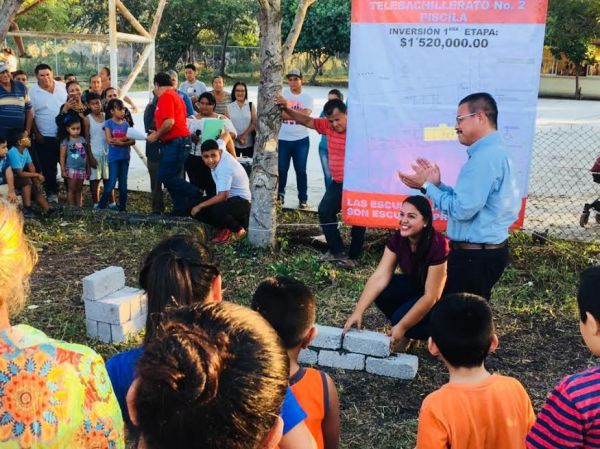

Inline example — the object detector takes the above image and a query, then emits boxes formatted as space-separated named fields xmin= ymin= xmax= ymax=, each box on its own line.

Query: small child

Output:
xmin=7 ymin=130 xmax=50 ymax=217
xmin=190 ymin=139 xmax=251 ymax=244
xmin=251 ymin=276 xmax=340 ymax=449
xmin=97 ymin=98 xmax=134 ymax=212
xmin=87 ymin=92 xmax=113 ymax=208
xmin=0 ymin=137 xmax=18 ymax=204
xmin=526 ymin=267 xmax=600 ymax=448
xmin=417 ymin=293 xmax=535 ymax=449
xmin=59 ymin=115 xmax=88 ymax=207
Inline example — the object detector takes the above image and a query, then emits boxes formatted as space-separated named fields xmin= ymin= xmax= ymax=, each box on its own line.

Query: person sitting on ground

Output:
xmin=186 ymin=92 xmax=237 ymax=195
xmin=7 ymin=129 xmax=50 ymax=217
xmin=126 ymin=302 xmax=288 ymax=449
xmin=0 ymin=199 xmax=124 ymax=447
xmin=0 ymin=137 xmax=18 ymax=204
xmin=106 ymin=235 xmax=316 ymax=449
xmin=416 ymin=293 xmax=535 ymax=449
xmin=526 ymin=266 xmax=600 ymax=448
xmin=343 ymin=196 xmax=448 ymax=352
xmin=190 ymin=139 xmax=251 ymax=244
xmin=252 ymin=277 xmax=340 ymax=449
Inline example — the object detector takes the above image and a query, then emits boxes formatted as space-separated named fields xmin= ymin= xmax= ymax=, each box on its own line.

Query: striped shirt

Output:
xmin=0 ymin=80 xmax=31 ymax=138
xmin=313 ymin=117 xmax=346 ymax=183
xmin=527 ymin=366 xmax=600 ymax=448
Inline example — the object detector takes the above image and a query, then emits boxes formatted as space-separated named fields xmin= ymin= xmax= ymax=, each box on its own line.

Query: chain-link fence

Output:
xmin=525 ymin=125 xmax=600 ymax=242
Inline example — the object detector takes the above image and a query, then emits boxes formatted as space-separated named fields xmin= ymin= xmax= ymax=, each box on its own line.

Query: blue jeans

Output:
xmin=158 ymin=137 xmax=201 ymax=214
xmin=278 ymin=137 xmax=309 ymax=202
xmin=318 ymin=181 xmax=365 ymax=258
xmin=98 ymin=158 xmax=129 ymax=211
xmin=374 ymin=274 xmax=430 ymax=340
xmin=318 ymin=143 xmax=332 ymax=189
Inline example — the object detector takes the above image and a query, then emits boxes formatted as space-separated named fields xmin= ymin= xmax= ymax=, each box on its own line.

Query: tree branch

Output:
xmin=281 ymin=0 xmax=316 ymax=70
xmin=0 ymin=0 xmax=26 ymax=42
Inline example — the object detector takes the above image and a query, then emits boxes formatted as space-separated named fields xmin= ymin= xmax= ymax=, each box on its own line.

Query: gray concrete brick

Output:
xmin=85 ymin=319 xmax=98 ymax=339
xmin=97 ymin=321 xmax=112 ymax=343
xmin=318 ymin=350 xmax=364 ymax=370
xmin=140 ymin=293 xmax=148 ymax=315
xmin=82 ymin=266 xmax=125 ymax=301
xmin=343 ymin=329 xmax=390 ymax=358
xmin=111 ymin=313 xmax=146 ymax=344
xmin=311 ymin=325 xmax=343 ymax=350
xmin=298 ymin=348 xmax=318 ymax=365
xmin=365 ymin=354 xmax=419 ymax=379
xmin=84 ymin=297 xmax=131 ymax=325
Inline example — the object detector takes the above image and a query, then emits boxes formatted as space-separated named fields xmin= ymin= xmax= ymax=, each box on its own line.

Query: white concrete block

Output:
xmin=318 ymin=350 xmax=364 ymax=370
xmin=343 ymin=329 xmax=390 ymax=358
xmin=85 ymin=319 xmax=98 ymax=339
xmin=298 ymin=348 xmax=318 ymax=365
xmin=366 ymin=354 xmax=419 ymax=379
xmin=82 ymin=266 xmax=125 ymax=301
xmin=97 ymin=322 xmax=112 ymax=343
xmin=105 ymin=286 xmax=143 ymax=317
xmin=311 ymin=325 xmax=343 ymax=350
xmin=111 ymin=313 xmax=146 ymax=344
xmin=140 ymin=293 xmax=148 ymax=315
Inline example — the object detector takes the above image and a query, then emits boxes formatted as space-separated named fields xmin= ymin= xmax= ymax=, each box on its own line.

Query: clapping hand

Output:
xmin=398 ymin=158 xmax=441 ymax=189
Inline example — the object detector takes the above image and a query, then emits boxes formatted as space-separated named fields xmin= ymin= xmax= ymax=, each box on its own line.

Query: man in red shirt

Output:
xmin=147 ymin=72 xmax=195 ymax=214
xmin=276 ymin=96 xmax=365 ymax=264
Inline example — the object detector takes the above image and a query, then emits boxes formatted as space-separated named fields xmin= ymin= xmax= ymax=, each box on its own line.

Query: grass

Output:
xmin=18 ymin=191 xmax=600 ymax=449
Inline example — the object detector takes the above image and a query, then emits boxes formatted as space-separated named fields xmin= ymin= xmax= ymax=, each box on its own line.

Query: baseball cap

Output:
xmin=0 ymin=61 xmax=9 ymax=73
xmin=286 ymin=68 xmax=302 ymax=79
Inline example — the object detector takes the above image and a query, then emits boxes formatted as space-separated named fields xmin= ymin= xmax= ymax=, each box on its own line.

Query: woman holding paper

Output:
xmin=186 ymin=92 xmax=237 ymax=196
xmin=342 ymin=196 xmax=449 ymax=352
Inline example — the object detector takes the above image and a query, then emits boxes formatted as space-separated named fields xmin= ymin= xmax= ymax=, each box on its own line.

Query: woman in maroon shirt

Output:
xmin=343 ymin=195 xmax=449 ymax=352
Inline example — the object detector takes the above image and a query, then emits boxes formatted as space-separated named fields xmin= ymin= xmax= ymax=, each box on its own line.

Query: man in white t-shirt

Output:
xmin=190 ymin=139 xmax=251 ymax=244
xmin=180 ymin=64 xmax=208 ymax=107
xmin=278 ymin=68 xmax=313 ymax=209
xmin=27 ymin=63 xmax=67 ymax=203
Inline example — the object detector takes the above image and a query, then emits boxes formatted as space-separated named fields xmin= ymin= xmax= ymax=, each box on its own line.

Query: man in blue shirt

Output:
xmin=400 ymin=92 xmax=520 ymax=300
xmin=0 ymin=61 xmax=32 ymax=139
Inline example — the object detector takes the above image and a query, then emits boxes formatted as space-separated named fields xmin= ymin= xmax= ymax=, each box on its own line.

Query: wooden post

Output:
xmin=120 ymin=42 xmax=154 ymax=98
xmin=150 ymin=0 xmax=168 ymax=38
xmin=148 ymin=42 xmax=156 ymax=98
xmin=115 ymin=0 xmax=151 ymax=38
xmin=108 ymin=0 xmax=118 ymax=88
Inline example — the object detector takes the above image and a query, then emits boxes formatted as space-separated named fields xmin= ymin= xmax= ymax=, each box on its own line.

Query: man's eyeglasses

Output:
xmin=455 ymin=112 xmax=478 ymax=123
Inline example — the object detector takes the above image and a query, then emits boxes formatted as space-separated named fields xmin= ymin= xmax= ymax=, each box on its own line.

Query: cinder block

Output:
xmin=97 ymin=322 xmax=112 ymax=343
xmin=140 ymin=294 xmax=148 ymax=315
xmin=111 ymin=313 xmax=147 ymax=344
xmin=298 ymin=348 xmax=318 ymax=365
xmin=311 ymin=325 xmax=343 ymax=350
xmin=318 ymin=350 xmax=364 ymax=370
xmin=105 ymin=286 xmax=144 ymax=317
xmin=85 ymin=319 xmax=98 ymax=339
xmin=343 ymin=329 xmax=390 ymax=358
xmin=82 ymin=266 xmax=125 ymax=301
xmin=365 ymin=354 xmax=419 ymax=379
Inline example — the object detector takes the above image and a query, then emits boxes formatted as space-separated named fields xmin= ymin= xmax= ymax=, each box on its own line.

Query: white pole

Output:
xmin=148 ymin=42 xmax=155 ymax=100
xmin=108 ymin=0 xmax=118 ymax=88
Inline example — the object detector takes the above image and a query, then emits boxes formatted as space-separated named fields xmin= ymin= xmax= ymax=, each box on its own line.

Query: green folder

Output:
xmin=201 ymin=118 xmax=224 ymax=143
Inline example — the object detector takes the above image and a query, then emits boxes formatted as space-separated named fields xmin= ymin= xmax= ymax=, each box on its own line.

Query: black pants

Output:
xmin=196 ymin=196 xmax=250 ymax=232
xmin=185 ymin=154 xmax=216 ymax=197
xmin=35 ymin=137 xmax=60 ymax=196
xmin=147 ymin=160 xmax=164 ymax=214
xmin=444 ymin=245 xmax=510 ymax=300
xmin=236 ymin=146 xmax=254 ymax=158
xmin=318 ymin=181 xmax=366 ymax=258
xmin=374 ymin=274 xmax=430 ymax=340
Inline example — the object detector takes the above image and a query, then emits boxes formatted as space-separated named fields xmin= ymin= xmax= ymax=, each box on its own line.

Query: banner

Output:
xmin=343 ymin=0 xmax=548 ymax=230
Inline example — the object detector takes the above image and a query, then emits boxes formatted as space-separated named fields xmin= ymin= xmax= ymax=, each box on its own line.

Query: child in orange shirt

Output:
xmin=252 ymin=276 xmax=340 ymax=449
xmin=417 ymin=293 xmax=535 ymax=449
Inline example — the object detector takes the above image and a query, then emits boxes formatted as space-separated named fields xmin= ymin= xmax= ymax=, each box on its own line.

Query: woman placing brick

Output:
xmin=342 ymin=196 xmax=449 ymax=352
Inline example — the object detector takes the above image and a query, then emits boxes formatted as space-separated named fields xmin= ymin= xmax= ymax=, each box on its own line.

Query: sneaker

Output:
xmin=299 ymin=202 xmax=309 ymax=210
xmin=211 ymin=228 xmax=232 ymax=244
xmin=107 ymin=204 xmax=118 ymax=211
xmin=22 ymin=207 xmax=34 ymax=218
xmin=47 ymin=194 xmax=58 ymax=204
xmin=311 ymin=234 xmax=327 ymax=244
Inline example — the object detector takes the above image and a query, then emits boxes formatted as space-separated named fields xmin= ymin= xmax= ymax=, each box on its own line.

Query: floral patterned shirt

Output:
xmin=0 ymin=324 xmax=124 ymax=449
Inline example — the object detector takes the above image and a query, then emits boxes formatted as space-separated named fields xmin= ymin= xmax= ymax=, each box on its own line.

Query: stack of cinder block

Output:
xmin=83 ymin=266 xmax=147 ymax=344
xmin=298 ymin=325 xmax=418 ymax=379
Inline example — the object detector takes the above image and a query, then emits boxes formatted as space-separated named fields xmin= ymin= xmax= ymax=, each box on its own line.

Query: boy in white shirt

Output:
xmin=190 ymin=139 xmax=251 ymax=244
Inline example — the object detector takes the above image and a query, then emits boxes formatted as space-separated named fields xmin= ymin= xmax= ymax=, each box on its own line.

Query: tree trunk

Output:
xmin=248 ymin=0 xmax=284 ymax=248
xmin=575 ymin=67 xmax=582 ymax=100
xmin=0 ymin=0 xmax=26 ymax=43
xmin=281 ymin=0 xmax=316 ymax=72
xmin=219 ymin=21 xmax=233 ymax=77
xmin=308 ymin=51 xmax=330 ymax=85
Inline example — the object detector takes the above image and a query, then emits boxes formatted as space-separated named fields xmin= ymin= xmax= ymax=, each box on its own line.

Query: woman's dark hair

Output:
xmin=65 ymin=80 xmax=80 ymax=93
xmin=230 ymin=81 xmax=248 ymax=102
xmin=323 ymin=99 xmax=347 ymax=116
xmin=403 ymin=195 xmax=434 ymax=286
xmin=139 ymin=235 xmax=220 ymax=344
xmin=134 ymin=302 xmax=289 ymax=449
xmin=101 ymin=66 xmax=111 ymax=77
xmin=8 ymin=129 xmax=27 ymax=148
xmin=106 ymin=98 xmax=125 ymax=116
xmin=328 ymin=89 xmax=344 ymax=101
xmin=198 ymin=91 xmax=216 ymax=107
